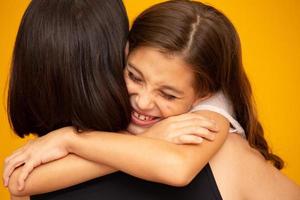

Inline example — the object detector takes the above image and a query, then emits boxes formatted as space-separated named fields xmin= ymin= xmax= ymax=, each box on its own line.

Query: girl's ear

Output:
xmin=192 ymin=93 xmax=212 ymax=107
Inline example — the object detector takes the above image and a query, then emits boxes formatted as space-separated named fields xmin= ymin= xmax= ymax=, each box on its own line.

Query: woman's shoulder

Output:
xmin=211 ymin=134 xmax=300 ymax=200
xmin=209 ymin=134 xmax=257 ymax=199
xmin=212 ymin=133 xmax=264 ymax=166
xmin=225 ymin=133 xmax=263 ymax=159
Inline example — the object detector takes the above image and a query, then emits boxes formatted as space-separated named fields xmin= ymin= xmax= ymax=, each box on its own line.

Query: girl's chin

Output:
xmin=127 ymin=123 xmax=149 ymax=135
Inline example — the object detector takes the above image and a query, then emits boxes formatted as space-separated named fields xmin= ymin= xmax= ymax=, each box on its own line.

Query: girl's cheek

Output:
xmin=126 ymin=80 xmax=138 ymax=94
xmin=157 ymin=100 xmax=178 ymax=117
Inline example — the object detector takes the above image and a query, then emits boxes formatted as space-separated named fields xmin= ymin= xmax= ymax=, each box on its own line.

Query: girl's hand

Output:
xmin=142 ymin=112 xmax=219 ymax=144
xmin=3 ymin=127 xmax=76 ymax=191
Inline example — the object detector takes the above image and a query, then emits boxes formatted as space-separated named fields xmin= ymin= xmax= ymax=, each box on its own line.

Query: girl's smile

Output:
xmin=131 ymin=110 xmax=161 ymax=127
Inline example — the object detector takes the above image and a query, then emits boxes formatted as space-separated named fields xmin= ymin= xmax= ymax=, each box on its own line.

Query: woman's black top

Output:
xmin=31 ymin=164 xmax=222 ymax=200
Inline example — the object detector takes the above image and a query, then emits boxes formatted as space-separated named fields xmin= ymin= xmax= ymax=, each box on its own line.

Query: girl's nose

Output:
xmin=135 ymin=92 xmax=155 ymax=111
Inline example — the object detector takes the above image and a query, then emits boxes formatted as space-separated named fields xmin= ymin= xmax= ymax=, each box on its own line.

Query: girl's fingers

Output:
xmin=169 ymin=112 xmax=207 ymax=122
xmin=175 ymin=134 xmax=203 ymax=144
xmin=3 ymin=153 xmax=28 ymax=187
xmin=197 ymin=119 xmax=219 ymax=132
xmin=168 ymin=113 xmax=218 ymax=131
xmin=17 ymin=161 xmax=36 ymax=191
xmin=191 ymin=127 xmax=216 ymax=141
xmin=3 ymin=140 xmax=34 ymax=184
xmin=178 ymin=126 xmax=216 ymax=141
xmin=4 ymin=148 xmax=26 ymax=168
xmin=174 ymin=118 xmax=218 ymax=132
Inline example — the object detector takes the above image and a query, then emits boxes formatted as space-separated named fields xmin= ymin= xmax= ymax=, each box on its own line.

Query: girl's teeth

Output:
xmin=134 ymin=112 xmax=153 ymax=121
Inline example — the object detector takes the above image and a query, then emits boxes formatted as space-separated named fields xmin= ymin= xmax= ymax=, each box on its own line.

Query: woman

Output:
xmin=5 ymin=0 xmax=300 ymax=199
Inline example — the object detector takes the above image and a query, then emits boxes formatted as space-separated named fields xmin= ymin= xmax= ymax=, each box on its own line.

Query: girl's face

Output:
xmin=124 ymin=46 xmax=205 ymax=135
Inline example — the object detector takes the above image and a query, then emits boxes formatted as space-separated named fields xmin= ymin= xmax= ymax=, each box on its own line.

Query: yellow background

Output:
xmin=0 ymin=0 xmax=299 ymax=199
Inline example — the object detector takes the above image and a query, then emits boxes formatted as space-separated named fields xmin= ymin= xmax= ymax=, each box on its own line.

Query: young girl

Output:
xmin=5 ymin=0 xmax=299 ymax=199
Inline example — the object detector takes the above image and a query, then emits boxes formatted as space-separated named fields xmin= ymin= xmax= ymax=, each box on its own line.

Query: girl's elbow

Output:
xmin=8 ymin=184 xmax=30 ymax=197
xmin=159 ymin=155 xmax=195 ymax=187
xmin=8 ymin=181 xmax=23 ymax=197
xmin=167 ymin=174 xmax=193 ymax=187
xmin=173 ymin=165 xmax=196 ymax=187
xmin=8 ymin=172 xmax=28 ymax=196
xmin=161 ymin=169 xmax=194 ymax=187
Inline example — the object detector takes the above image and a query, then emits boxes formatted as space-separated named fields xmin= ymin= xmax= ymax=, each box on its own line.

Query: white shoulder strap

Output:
xmin=191 ymin=91 xmax=246 ymax=138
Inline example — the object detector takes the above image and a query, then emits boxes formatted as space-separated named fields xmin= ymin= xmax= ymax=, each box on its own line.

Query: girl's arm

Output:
xmin=8 ymin=154 xmax=116 ymax=196
xmin=7 ymin=111 xmax=217 ymax=196
xmin=10 ymin=195 xmax=29 ymax=200
xmin=6 ymin=111 xmax=228 ymax=195
xmin=66 ymin=111 xmax=228 ymax=186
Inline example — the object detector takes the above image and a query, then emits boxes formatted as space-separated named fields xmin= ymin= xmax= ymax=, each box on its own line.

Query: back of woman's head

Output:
xmin=8 ymin=0 xmax=131 ymax=137
xmin=129 ymin=0 xmax=283 ymax=169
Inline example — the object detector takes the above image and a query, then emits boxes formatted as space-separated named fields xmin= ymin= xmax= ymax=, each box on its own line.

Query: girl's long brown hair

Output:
xmin=128 ymin=0 xmax=283 ymax=169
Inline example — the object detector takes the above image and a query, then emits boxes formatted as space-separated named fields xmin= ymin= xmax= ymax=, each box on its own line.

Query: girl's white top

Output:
xmin=191 ymin=91 xmax=246 ymax=138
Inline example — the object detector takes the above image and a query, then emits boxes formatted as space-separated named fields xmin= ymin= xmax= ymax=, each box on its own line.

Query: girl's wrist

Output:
xmin=63 ymin=127 xmax=80 ymax=154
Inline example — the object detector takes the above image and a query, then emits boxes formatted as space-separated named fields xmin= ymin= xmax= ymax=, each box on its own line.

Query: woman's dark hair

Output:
xmin=128 ymin=0 xmax=283 ymax=169
xmin=8 ymin=0 xmax=131 ymax=137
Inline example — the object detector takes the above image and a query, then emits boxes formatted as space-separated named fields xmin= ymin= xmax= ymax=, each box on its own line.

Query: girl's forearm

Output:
xmin=68 ymin=132 xmax=185 ymax=185
xmin=67 ymin=118 xmax=227 ymax=187
xmin=8 ymin=154 xmax=117 ymax=196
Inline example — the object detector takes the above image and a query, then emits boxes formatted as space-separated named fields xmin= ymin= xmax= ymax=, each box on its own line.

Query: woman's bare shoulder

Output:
xmin=211 ymin=133 xmax=264 ymax=167
xmin=209 ymin=134 xmax=261 ymax=199
xmin=228 ymin=134 xmax=266 ymax=162
xmin=214 ymin=134 xmax=300 ymax=200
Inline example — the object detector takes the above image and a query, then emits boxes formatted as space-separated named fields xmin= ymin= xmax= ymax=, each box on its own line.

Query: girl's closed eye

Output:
xmin=160 ymin=92 xmax=177 ymax=101
xmin=128 ymin=71 xmax=142 ymax=83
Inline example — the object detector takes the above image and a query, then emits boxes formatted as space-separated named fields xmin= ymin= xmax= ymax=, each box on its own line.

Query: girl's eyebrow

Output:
xmin=160 ymin=85 xmax=184 ymax=95
xmin=127 ymin=62 xmax=143 ymax=77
